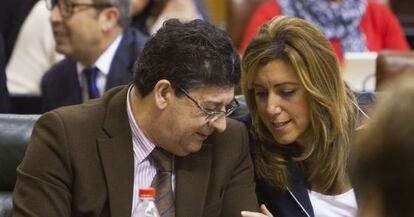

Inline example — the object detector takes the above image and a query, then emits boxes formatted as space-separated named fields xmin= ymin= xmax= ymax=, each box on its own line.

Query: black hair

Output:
xmin=133 ymin=19 xmax=240 ymax=97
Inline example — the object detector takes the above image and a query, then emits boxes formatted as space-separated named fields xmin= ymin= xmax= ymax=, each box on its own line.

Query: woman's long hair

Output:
xmin=241 ymin=16 xmax=358 ymax=193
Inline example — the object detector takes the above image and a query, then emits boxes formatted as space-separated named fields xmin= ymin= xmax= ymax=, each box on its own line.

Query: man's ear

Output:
xmin=153 ymin=80 xmax=173 ymax=110
xmin=99 ymin=7 xmax=119 ymax=31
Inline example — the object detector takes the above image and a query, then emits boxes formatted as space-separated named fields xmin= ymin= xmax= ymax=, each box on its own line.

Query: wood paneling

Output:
xmin=204 ymin=0 xmax=226 ymax=27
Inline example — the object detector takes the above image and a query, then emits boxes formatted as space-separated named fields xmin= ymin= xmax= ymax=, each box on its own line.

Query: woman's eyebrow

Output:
xmin=252 ymin=82 xmax=301 ymax=88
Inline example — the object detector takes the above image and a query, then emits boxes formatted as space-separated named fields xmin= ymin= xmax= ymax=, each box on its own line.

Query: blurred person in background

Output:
xmin=240 ymin=16 xmax=364 ymax=217
xmin=130 ymin=0 xmax=209 ymax=36
xmin=0 ymin=0 xmax=37 ymax=64
xmin=41 ymin=0 xmax=148 ymax=112
xmin=6 ymin=0 xmax=64 ymax=96
xmin=240 ymin=0 xmax=410 ymax=61
xmin=351 ymin=74 xmax=414 ymax=217
xmin=0 ymin=35 xmax=10 ymax=113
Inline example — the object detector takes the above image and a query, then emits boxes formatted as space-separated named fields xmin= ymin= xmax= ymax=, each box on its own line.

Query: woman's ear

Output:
xmin=153 ymin=79 xmax=173 ymax=109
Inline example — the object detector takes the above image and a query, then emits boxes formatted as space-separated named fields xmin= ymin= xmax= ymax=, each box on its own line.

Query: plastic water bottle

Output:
xmin=134 ymin=188 xmax=160 ymax=217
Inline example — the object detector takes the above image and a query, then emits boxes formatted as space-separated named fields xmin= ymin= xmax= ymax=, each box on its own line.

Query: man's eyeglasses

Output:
xmin=46 ymin=0 xmax=113 ymax=17
xmin=178 ymin=87 xmax=240 ymax=123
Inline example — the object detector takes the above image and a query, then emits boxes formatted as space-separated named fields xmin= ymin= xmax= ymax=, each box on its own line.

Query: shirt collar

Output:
xmin=126 ymin=85 xmax=156 ymax=163
xmin=77 ymin=33 xmax=123 ymax=75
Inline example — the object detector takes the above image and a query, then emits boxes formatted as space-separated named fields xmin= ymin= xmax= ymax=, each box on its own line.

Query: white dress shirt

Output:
xmin=308 ymin=188 xmax=358 ymax=217
xmin=76 ymin=34 xmax=122 ymax=101
xmin=126 ymin=86 xmax=176 ymax=216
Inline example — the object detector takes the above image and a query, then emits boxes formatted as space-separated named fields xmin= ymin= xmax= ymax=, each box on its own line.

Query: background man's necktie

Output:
xmin=82 ymin=67 xmax=100 ymax=99
xmin=150 ymin=147 xmax=175 ymax=217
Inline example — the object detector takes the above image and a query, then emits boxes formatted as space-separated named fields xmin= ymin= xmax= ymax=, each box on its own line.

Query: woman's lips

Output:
xmin=272 ymin=119 xmax=291 ymax=130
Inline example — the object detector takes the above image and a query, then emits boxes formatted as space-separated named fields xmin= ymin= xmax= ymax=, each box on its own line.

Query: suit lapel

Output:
xmin=287 ymin=162 xmax=315 ymax=217
xmin=97 ymin=86 xmax=134 ymax=217
xmin=175 ymin=142 xmax=212 ymax=217
xmin=106 ymin=29 xmax=139 ymax=90
xmin=65 ymin=60 xmax=82 ymax=104
xmin=44 ymin=59 xmax=82 ymax=110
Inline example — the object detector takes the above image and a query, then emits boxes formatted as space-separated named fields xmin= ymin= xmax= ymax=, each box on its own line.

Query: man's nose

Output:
xmin=50 ymin=5 xmax=63 ymax=23
xmin=208 ymin=115 xmax=227 ymax=133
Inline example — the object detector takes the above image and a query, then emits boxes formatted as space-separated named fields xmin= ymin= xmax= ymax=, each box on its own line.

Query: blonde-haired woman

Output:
xmin=240 ymin=16 xmax=361 ymax=217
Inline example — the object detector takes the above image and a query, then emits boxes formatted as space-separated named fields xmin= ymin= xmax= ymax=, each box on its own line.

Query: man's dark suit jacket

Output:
xmin=0 ymin=0 xmax=37 ymax=63
xmin=0 ymin=34 xmax=10 ymax=113
xmin=12 ymin=85 xmax=259 ymax=217
xmin=41 ymin=28 xmax=147 ymax=112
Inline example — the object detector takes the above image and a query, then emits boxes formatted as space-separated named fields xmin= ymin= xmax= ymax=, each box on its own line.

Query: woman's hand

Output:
xmin=241 ymin=204 xmax=273 ymax=217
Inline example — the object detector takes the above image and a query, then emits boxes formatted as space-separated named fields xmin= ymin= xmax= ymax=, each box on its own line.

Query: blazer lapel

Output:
xmin=287 ymin=162 xmax=315 ymax=217
xmin=175 ymin=142 xmax=212 ymax=217
xmin=97 ymin=86 xmax=134 ymax=217
xmin=106 ymin=29 xmax=143 ymax=90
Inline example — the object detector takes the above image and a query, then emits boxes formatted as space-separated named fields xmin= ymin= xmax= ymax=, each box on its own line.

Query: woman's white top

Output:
xmin=308 ymin=188 xmax=358 ymax=217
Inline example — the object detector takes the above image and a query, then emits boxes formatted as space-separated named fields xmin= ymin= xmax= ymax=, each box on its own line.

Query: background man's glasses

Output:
xmin=178 ymin=87 xmax=240 ymax=123
xmin=46 ymin=0 xmax=113 ymax=17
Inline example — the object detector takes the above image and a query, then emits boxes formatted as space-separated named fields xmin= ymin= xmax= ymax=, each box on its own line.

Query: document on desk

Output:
xmin=341 ymin=52 xmax=377 ymax=92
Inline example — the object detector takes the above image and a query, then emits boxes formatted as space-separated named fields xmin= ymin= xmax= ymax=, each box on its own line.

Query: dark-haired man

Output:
xmin=41 ymin=0 xmax=147 ymax=112
xmin=13 ymin=19 xmax=259 ymax=216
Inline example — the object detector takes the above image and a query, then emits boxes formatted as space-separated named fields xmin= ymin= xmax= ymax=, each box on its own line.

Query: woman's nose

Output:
xmin=266 ymin=94 xmax=282 ymax=116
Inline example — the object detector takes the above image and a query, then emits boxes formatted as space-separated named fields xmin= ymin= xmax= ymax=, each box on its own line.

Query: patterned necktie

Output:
xmin=150 ymin=147 xmax=175 ymax=217
xmin=82 ymin=67 xmax=100 ymax=99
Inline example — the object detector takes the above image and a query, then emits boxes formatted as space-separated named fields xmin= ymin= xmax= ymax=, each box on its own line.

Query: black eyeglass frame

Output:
xmin=178 ymin=87 xmax=240 ymax=121
xmin=46 ymin=0 xmax=113 ymax=17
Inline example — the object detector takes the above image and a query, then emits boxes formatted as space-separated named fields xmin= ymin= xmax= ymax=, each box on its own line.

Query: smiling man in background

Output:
xmin=41 ymin=0 xmax=147 ymax=112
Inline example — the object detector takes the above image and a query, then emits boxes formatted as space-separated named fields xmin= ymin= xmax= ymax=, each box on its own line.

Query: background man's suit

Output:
xmin=0 ymin=34 xmax=10 ymax=113
xmin=12 ymin=85 xmax=259 ymax=217
xmin=41 ymin=28 xmax=147 ymax=112
xmin=0 ymin=0 xmax=37 ymax=63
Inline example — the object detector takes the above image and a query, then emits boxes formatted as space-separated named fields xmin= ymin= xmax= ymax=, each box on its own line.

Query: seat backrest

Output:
xmin=0 ymin=114 xmax=39 ymax=217
xmin=0 ymin=114 xmax=39 ymax=191
xmin=389 ymin=0 xmax=414 ymax=28
xmin=226 ymin=0 xmax=268 ymax=48
xmin=376 ymin=51 xmax=414 ymax=91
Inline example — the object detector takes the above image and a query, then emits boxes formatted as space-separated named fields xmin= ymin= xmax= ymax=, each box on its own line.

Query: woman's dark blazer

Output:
xmin=237 ymin=114 xmax=314 ymax=217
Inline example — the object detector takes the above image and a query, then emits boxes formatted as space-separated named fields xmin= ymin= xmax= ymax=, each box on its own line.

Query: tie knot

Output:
xmin=150 ymin=147 xmax=173 ymax=172
xmin=83 ymin=67 xmax=99 ymax=79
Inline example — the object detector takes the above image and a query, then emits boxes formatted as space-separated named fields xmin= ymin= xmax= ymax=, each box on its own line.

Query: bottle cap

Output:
xmin=139 ymin=187 xmax=156 ymax=198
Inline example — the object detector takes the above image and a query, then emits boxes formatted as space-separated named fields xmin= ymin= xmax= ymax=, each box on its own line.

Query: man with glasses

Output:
xmin=41 ymin=0 xmax=147 ymax=112
xmin=13 ymin=19 xmax=259 ymax=216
